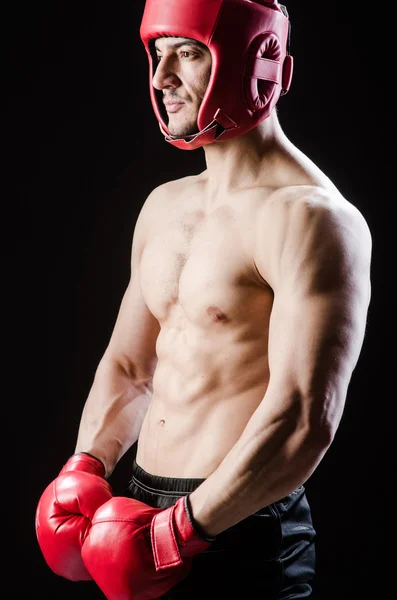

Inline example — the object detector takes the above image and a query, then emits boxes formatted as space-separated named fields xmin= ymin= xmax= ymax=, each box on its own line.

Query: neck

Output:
xmin=200 ymin=111 xmax=289 ymax=199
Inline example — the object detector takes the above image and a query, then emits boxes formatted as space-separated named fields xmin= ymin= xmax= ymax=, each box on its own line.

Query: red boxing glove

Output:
xmin=81 ymin=495 xmax=215 ymax=600
xmin=35 ymin=453 xmax=113 ymax=581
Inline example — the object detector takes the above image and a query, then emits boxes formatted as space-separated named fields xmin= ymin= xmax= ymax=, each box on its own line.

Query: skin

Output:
xmin=152 ymin=37 xmax=212 ymax=137
xmin=75 ymin=37 xmax=372 ymax=537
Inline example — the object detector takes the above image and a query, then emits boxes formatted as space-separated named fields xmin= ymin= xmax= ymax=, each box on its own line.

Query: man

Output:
xmin=35 ymin=1 xmax=372 ymax=599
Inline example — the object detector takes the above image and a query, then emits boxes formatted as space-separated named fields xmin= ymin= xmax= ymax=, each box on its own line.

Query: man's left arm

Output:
xmin=188 ymin=193 xmax=372 ymax=537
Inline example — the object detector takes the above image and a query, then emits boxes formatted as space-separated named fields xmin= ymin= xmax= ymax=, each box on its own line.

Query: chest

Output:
xmin=139 ymin=204 xmax=263 ymax=326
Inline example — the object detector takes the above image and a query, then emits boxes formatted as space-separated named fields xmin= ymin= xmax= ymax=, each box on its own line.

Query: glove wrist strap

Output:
xmin=184 ymin=495 xmax=216 ymax=543
xmin=76 ymin=452 xmax=106 ymax=472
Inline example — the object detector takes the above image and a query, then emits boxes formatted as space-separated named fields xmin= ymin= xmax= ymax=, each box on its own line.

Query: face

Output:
xmin=152 ymin=37 xmax=212 ymax=137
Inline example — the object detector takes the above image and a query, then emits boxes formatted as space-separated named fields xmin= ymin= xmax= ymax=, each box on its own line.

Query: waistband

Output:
xmin=130 ymin=459 xmax=306 ymax=512
xmin=131 ymin=459 xmax=206 ymax=496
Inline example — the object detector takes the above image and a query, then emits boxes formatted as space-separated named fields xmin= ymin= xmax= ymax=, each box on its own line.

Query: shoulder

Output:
xmin=143 ymin=175 xmax=200 ymax=209
xmin=266 ymin=184 xmax=371 ymax=249
xmin=256 ymin=185 xmax=372 ymax=288
xmin=131 ymin=174 xmax=200 ymax=252
xmin=134 ymin=174 xmax=196 ymax=227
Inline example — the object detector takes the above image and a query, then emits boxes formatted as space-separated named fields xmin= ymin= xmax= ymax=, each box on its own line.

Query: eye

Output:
xmin=155 ymin=50 xmax=198 ymax=63
xmin=180 ymin=50 xmax=198 ymax=59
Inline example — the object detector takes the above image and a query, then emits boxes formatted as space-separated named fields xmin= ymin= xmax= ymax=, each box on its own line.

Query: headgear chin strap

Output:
xmin=140 ymin=0 xmax=293 ymax=150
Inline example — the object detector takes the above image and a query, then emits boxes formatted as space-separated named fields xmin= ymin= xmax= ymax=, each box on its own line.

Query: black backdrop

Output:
xmin=8 ymin=1 xmax=391 ymax=598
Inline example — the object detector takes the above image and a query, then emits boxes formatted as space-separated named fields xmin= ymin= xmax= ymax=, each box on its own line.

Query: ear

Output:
xmin=244 ymin=33 xmax=282 ymax=112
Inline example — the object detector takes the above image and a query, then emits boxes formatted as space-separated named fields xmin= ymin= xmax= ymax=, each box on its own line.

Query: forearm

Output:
xmin=189 ymin=398 xmax=330 ymax=537
xmin=75 ymin=359 xmax=152 ymax=477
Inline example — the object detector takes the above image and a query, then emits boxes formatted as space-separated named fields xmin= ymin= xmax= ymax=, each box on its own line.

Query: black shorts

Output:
xmin=127 ymin=459 xmax=316 ymax=599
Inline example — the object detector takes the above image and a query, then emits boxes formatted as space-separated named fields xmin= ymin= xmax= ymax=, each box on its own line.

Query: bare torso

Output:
xmin=136 ymin=148 xmax=341 ymax=477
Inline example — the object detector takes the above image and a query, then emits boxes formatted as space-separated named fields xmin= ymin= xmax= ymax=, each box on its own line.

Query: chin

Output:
xmin=168 ymin=126 xmax=199 ymax=137
xmin=167 ymin=118 xmax=199 ymax=138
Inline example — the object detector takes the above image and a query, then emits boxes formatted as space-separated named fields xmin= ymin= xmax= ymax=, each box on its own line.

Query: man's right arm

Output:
xmin=74 ymin=188 xmax=161 ymax=478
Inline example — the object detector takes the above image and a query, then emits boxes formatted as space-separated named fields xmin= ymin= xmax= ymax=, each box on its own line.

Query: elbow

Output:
xmin=301 ymin=397 xmax=340 ymax=455
xmin=97 ymin=351 xmax=156 ymax=388
xmin=287 ymin=389 xmax=339 ymax=455
xmin=305 ymin=419 xmax=335 ymax=453
xmin=285 ymin=415 xmax=335 ymax=483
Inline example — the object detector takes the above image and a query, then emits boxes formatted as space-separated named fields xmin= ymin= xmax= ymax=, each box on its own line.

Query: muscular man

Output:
xmin=36 ymin=1 xmax=372 ymax=598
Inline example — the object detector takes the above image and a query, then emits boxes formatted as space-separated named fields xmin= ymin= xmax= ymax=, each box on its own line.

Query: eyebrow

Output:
xmin=154 ymin=39 xmax=208 ymax=52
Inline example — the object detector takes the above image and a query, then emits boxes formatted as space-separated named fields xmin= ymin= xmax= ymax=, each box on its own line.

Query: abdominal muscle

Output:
xmin=135 ymin=313 xmax=270 ymax=478
xmin=134 ymin=174 xmax=276 ymax=478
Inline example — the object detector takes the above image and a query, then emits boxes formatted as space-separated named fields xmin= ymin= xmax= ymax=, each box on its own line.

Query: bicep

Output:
xmin=263 ymin=197 xmax=372 ymax=436
xmin=100 ymin=191 xmax=161 ymax=383
xmin=104 ymin=270 xmax=160 ymax=383
xmin=267 ymin=284 xmax=369 ymax=431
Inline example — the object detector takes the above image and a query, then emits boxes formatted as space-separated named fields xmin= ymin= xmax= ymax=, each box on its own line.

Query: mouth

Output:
xmin=164 ymin=101 xmax=185 ymax=113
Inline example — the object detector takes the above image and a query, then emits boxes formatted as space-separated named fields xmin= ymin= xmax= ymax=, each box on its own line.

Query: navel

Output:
xmin=207 ymin=305 xmax=228 ymax=323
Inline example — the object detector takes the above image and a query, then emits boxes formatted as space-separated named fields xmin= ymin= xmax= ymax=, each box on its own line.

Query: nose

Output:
xmin=152 ymin=56 xmax=180 ymax=91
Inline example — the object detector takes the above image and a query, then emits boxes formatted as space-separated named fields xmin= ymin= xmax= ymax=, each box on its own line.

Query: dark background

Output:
xmin=8 ymin=1 xmax=391 ymax=598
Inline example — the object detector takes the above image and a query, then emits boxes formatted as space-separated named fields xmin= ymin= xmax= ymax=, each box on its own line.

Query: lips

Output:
xmin=164 ymin=99 xmax=185 ymax=113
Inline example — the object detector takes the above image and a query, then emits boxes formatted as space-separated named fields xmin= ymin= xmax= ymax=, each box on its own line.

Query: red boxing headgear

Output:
xmin=140 ymin=0 xmax=293 ymax=150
